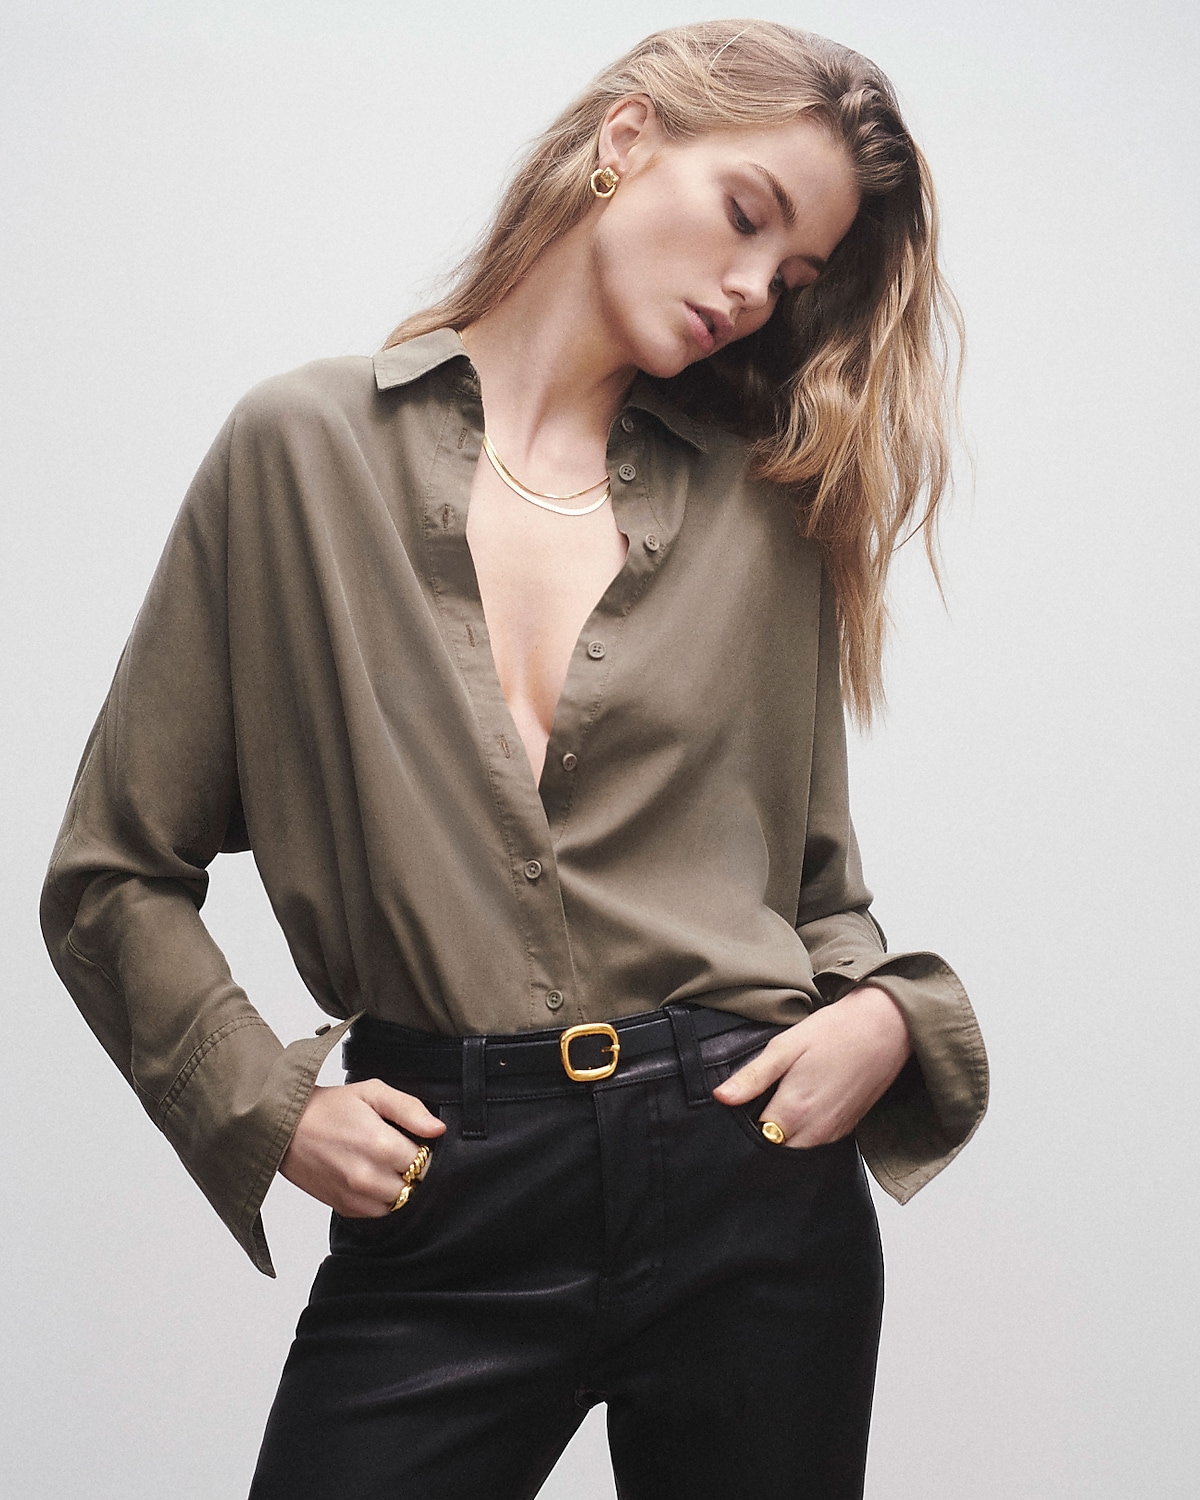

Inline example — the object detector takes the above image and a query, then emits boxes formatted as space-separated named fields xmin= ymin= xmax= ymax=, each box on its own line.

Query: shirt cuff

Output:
xmin=813 ymin=950 xmax=989 ymax=1202
xmin=156 ymin=1012 xmax=360 ymax=1276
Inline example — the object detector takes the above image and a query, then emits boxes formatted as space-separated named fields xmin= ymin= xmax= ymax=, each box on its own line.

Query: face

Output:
xmin=590 ymin=108 xmax=860 ymax=378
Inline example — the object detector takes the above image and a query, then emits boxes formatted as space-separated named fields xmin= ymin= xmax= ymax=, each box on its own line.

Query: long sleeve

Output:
xmin=41 ymin=342 xmax=988 ymax=1275
xmin=797 ymin=569 xmax=989 ymax=1201
xmin=39 ymin=413 xmax=350 ymax=1275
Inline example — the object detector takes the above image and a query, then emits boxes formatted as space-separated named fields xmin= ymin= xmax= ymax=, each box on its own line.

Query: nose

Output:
xmin=724 ymin=257 xmax=775 ymax=318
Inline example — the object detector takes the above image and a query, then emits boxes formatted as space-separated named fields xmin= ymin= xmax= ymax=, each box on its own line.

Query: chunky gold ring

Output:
xmin=387 ymin=1145 xmax=433 ymax=1212
xmin=760 ymin=1120 xmax=787 ymax=1145
xmin=405 ymin=1145 xmax=432 ymax=1183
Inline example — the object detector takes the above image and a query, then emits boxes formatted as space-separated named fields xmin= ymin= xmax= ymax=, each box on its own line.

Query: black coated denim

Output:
xmin=249 ymin=1009 xmax=884 ymax=1499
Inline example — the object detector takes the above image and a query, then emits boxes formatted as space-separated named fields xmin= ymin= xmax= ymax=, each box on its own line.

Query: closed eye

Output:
xmin=730 ymin=199 xmax=757 ymax=235
xmin=732 ymin=198 xmax=793 ymax=296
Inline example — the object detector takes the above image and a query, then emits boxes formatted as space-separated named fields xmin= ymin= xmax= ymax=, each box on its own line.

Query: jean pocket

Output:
xmin=329 ymin=1111 xmax=444 ymax=1255
xmin=728 ymin=1098 xmax=854 ymax=1158
xmin=708 ymin=1062 xmax=854 ymax=1161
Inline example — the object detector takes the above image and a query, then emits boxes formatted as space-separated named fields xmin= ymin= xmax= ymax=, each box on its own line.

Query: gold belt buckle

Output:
xmin=559 ymin=1022 xmax=621 ymax=1082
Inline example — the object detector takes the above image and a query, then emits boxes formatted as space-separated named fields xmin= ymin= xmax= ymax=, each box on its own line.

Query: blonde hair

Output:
xmin=385 ymin=20 xmax=962 ymax=722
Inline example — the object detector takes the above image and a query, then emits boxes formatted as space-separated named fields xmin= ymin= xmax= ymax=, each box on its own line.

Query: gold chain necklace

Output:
xmin=482 ymin=433 xmax=611 ymax=517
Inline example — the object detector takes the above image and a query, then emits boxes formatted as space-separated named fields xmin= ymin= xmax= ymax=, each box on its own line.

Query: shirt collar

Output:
xmin=373 ymin=328 xmax=708 ymax=455
xmin=624 ymin=375 xmax=707 ymax=454
xmin=373 ymin=327 xmax=471 ymax=391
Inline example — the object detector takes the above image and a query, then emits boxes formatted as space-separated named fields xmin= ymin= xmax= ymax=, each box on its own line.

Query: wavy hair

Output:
xmin=385 ymin=20 xmax=963 ymax=722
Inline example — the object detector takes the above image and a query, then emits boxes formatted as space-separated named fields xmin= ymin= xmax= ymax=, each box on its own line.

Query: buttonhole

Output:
xmin=499 ymin=734 xmax=512 ymax=759
xmin=466 ymin=623 xmax=476 ymax=648
xmin=457 ymin=427 xmax=468 ymax=450
xmin=441 ymin=504 xmax=452 ymax=530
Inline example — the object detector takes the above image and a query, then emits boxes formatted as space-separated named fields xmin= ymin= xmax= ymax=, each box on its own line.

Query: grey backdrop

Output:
xmin=3 ymin=2 xmax=1197 ymax=1495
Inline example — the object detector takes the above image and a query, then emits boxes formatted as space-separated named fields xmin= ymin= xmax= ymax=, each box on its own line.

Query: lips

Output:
xmin=684 ymin=303 xmax=732 ymax=355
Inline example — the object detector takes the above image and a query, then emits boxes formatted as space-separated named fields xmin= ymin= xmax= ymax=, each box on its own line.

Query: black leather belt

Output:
xmin=344 ymin=1004 xmax=756 ymax=1085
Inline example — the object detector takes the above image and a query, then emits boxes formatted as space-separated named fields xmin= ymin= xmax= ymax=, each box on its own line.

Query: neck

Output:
xmin=459 ymin=223 xmax=637 ymax=476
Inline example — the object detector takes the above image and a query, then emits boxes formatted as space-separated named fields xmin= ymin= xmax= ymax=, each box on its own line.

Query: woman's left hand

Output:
xmin=711 ymin=985 xmax=912 ymax=1146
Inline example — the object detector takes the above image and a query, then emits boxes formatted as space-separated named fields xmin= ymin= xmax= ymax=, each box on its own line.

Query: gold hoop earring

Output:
xmin=590 ymin=166 xmax=619 ymax=199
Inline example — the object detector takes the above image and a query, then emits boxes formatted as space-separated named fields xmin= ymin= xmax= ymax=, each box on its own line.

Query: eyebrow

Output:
xmin=746 ymin=162 xmax=829 ymax=273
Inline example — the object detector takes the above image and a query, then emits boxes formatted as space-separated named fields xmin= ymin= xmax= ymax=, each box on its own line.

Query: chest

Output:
xmin=464 ymin=455 xmax=629 ymax=777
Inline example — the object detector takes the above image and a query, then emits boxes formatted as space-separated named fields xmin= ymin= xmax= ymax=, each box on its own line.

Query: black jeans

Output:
xmin=249 ymin=1008 xmax=884 ymax=1499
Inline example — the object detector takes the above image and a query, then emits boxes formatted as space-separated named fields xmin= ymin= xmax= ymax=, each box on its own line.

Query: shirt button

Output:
xmin=620 ymin=414 xmax=636 ymax=433
xmin=315 ymin=1023 xmax=332 ymax=1036
xmin=617 ymin=463 xmax=637 ymax=482
xmin=524 ymin=859 xmax=543 ymax=881
xmin=561 ymin=752 xmax=578 ymax=771
xmin=587 ymin=640 xmax=606 ymax=659
xmin=545 ymin=989 xmax=565 ymax=1011
xmin=644 ymin=533 xmax=660 ymax=552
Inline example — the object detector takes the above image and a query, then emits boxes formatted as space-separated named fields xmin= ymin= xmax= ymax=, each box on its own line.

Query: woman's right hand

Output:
xmin=279 ymin=1080 xmax=447 ymax=1218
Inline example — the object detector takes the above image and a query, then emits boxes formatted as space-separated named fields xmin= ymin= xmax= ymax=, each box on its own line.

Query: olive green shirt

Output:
xmin=41 ymin=328 xmax=988 ymax=1275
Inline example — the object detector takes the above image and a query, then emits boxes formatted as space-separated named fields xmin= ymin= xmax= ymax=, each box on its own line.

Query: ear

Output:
xmin=596 ymin=94 xmax=660 ymax=177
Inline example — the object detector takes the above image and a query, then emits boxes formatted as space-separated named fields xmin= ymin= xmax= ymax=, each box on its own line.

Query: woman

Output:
xmin=41 ymin=20 xmax=987 ymax=1499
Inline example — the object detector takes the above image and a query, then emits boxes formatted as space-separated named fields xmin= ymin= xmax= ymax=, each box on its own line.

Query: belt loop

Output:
xmin=461 ymin=1035 xmax=488 ymax=1138
xmin=666 ymin=1005 xmax=710 ymax=1107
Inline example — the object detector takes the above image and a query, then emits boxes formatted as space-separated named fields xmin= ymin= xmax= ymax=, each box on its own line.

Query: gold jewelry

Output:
xmin=590 ymin=165 xmax=619 ymax=199
xmin=388 ymin=1144 xmax=433 ymax=1212
xmin=482 ymin=433 xmax=611 ymax=517
xmin=760 ymin=1121 xmax=787 ymax=1145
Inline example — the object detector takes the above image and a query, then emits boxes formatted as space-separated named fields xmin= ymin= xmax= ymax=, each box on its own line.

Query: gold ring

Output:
xmin=387 ymin=1145 xmax=433 ymax=1212
xmin=404 ymin=1145 xmax=432 ymax=1183
xmin=761 ymin=1120 xmax=787 ymax=1145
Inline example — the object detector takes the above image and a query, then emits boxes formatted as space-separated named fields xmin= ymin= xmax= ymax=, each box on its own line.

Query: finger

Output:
xmin=358 ymin=1079 xmax=446 ymax=1140
xmin=340 ymin=1159 xmax=401 ymax=1218
xmin=342 ymin=1136 xmax=431 ymax=1216
xmin=350 ymin=1171 xmax=418 ymax=1218
xmin=752 ymin=1066 xmax=849 ymax=1148
xmin=751 ymin=1087 xmax=819 ymax=1148
xmin=712 ymin=1034 xmax=803 ymax=1105
xmin=753 ymin=1089 xmax=803 ymax=1145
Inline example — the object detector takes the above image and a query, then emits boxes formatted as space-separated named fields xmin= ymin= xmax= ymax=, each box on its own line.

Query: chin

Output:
xmin=637 ymin=354 xmax=692 ymax=381
xmin=631 ymin=329 xmax=697 ymax=382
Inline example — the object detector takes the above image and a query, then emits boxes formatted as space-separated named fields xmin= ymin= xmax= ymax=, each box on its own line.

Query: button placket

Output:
xmin=540 ymin=423 xmax=671 ymax=849
xmin=422 ymin=392 xmax=580 ymax=1027
xmin=540 ymin=440 xmax=654 ymax=833
xmin=604 ymin=433 xmax=678 ymax=583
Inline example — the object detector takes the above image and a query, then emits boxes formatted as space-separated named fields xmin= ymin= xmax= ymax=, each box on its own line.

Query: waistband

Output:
xmin=343 ymin=1004 xmax=777 ymax=1139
